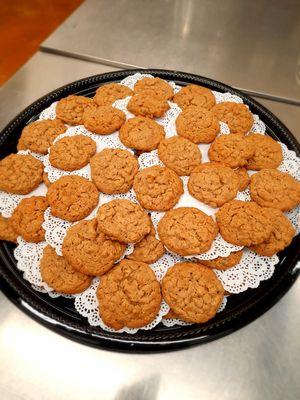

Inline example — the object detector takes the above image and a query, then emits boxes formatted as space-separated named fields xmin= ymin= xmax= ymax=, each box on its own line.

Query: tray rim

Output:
xmin=0 ymin=68 xmax=299 ymax=352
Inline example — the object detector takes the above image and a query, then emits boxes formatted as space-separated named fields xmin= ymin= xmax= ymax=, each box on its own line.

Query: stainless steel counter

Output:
xmin=41 ymin=0 xmax=300 ymax=105
xmin=0 ymin=50 xmax=300 ymax=400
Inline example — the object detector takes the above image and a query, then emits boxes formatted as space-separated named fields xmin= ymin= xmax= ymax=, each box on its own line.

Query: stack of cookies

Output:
xmin=1 ymin=75 xmax=299 ymax=331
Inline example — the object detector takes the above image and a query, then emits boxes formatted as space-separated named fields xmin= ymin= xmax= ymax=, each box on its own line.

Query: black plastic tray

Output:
xmin=1 ymin=69 xmax=299 ymax=352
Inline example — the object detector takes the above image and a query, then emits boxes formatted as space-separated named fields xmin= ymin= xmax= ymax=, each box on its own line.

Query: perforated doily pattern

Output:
xmin=1 ymin=72 xmax=300 ymax=333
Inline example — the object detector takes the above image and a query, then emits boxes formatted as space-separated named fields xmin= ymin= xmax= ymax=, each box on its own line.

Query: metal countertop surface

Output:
xmin=0 ymin=51 xmax=300 ymax=400
xmin=41 ymin=0 xmax=300 ymax=105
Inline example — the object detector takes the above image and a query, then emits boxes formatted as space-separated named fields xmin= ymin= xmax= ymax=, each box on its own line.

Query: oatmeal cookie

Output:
xmin=216 ymin=200 xmax=273 ymax=246
xmin=56 ymin=95 xmax=96 ymax=125
xmin=17 ymin=136 xmax=27 ymax=151
xmin=208 ymin=133 xmax=254 ymax=168
xmin=162 ymin=262 xmax=224 ymax=323
xmin=0 ymin=154 xmax=43 ymax=194
xmin=97 ymin=199 xmax=151 ymax=243
xmin=62 ymin=219 xmax=125 ymax=276
xmin=0 ymin=215 xmax=18 ymax=243
xmin=250 ymin=208 xmax=295 ymax=256
xmin=158 ymin=136 xmax=202 ymax=176
xmin=188 ymin=163 xmax=239 ymax=207
xmin=235 ymin=168 xmax=250 ymax=191
xmin=134 ymin=77 xmax=174 ymax=100
xmin=127 ymin=222 xmax=165 ymax=263
xmin=119 ymin=116 xmax=165 ymax=151
xmin=97 ymin=259 xmax=162 ymax=330
xmin=173 ymin=84 xmax=216 ymax=111
xmin=83 ymin=105 xmax=125 ymax=134
xmin=157 ymin=207 xmax=218 ymax=256
xmin=94 ymin=83 xmax=132 ymax=106
xmin=250 ymin=169 xmax=300 ymax=211
xmin=90 ymin=148 xmax=138 ymax=194
xmin=49 ymin=135 xmax=96 ymax=171
xmin=40 ymin=245 xmax=91 ymax=294
xmin=133 ymin=166 xmax=183 ymax=211
xmin=176 ymin=106 xmax=219 ymax=143
xmin=43 ymin=172 xmax=51 ymax=187
xmin=46 ymin=175 xmax=99 ymax=222
xmin=201 ymin=250 xmax=244 ymax=270
xmin=20 ymin=119 xmax=67 ymax=155
xmin=11 ymin=196 xmax=48 ymax=243
xmin=127 ymin=93 xmax=169 ymax=118
xmin=246 ymin=134 xmax=283 ymax=170
xmin=213 ymin=102 xmax=254 ymax=134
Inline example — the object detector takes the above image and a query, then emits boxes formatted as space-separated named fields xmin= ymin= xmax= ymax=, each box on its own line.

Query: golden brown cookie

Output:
xmin=162 ymin=262 xmax=224 ymax=323
xmin=90 ymin=148 xmax=138 ymax=194
xmin=188 ymin=163 xmax=239 ymax=207
xmin=173 ymin=84 xmax=216 ymax=111
xmin=127 ymin=222 xmax=165 ymax=263
xmin=133 ymin=166 xmax=183 ymax=211
xmin=56 ymin=95 xmax=96 ymax=125
xmin=62 ymin=219 xmax=125 ymax=276
xmin=163 ymin=309 xmax=179 ymax=319
xmin=235 ymin=168 xmax=250 ymax=191
xmin=83 ymin=105 xmax=126 ymax=134
xmin=213 ymin=102 xmax=254 ymax=134
xmin=216 ymin=200 xmax=273 ymax=246
xmin=250 ymin=208 xmax=295 ymax=256
xmin=0 ymin=154 xmax=43 ymax=195
xmin=40 ymin=245 xmax=91 ymax=294
xmin=49 ymin=135 xmax=96 ymax=171
xmin=0 ymin=215 xmax=18 ymax=243
xmin=43 ymin=172 xmax=51 ymax=188
xmin=250 ymin=169 xmax=300 ymax=211
xmin=119 ymin=116 xmax=165 ymax=151
xmin=20 ymin=119 xmax=67 ymax=155
xmin=208 ymin=133 xmax=254 ymax=168
xmin=97 ymin=259 xmax=162 ymax=330
xmin=134 ymin=77 xmax=174 ymax=100
xmin=246 ymin=134 xmax=283 ymax=170
xmin=97 ymin=199 xmax=151 ymax=243
xmin=127 ymin=93 xmax=170 ymax=118
xmin=200 ymin=250 xmax=244 ymax=270
xmin=46 ymin=175 xmax=99 ymax=222
xmin=94 ymin=83 xmax=133 ymax=106
xmin=158 ymin=207 xmax=218 ymax=256
xmin=11 ymin=196 xmax=48 ymax=243
xmin=176 ymin=106 xmax=219 ymax=144
xmin=17 ymin=137 xmax=27 ymax=151
xmin=158 ymin=136 xmax=202 ymax=176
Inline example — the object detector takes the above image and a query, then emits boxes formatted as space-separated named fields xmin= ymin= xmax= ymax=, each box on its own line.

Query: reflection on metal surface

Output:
xmin=41 ymin=0 xmax=300 ymax=104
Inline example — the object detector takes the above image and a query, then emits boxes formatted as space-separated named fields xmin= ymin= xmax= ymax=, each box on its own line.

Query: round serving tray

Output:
xmin=0 ymin=69 xmax=299 ymax=352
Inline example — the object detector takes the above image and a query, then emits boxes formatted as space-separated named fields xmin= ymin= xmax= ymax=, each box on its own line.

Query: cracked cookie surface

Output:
xmin=216 ymin=200 xmax=273 ymax=246
xmin=213 ymin=102 xmax=253 ymax=134
xmin=158 ymin=136 xmax=202 ymax=176
xmin=97 ymin=199 xmax=151 ymax=243
xmin=246 ymin=134 xmax=283 ymax=170
xmin=49 ymin=134 xmax=96 ymax=171
xmin=133 ymin=166 xmax=183 ymax=211
xmin=158 ymin=207 xmax=218 ymax=256
xmin=47 ymin=175 xmax=99 ymax=222
xmin=83 ymin=105 xmax=126 ymax=134
xmin=162 ymin=262 xmax=224 ymax=323
xmin=90 ymin=148 xmax=138 ymax=194
xmin=56 ymin=95 xmax=96 ymax=125
xmin=119 ymin=116 xmax=165 ymax=151
xmin=94 ymin=83 xmax=132 ymax=106
xmin=127 ymin=93 xmax=169 ymax=118
xmin=11 ymin=196 xmax=48 ymax=243
xmin=0 ymin=154 xmax=43 ymax=194
xmin=20 ymin=119 xmax=67 ymax=155
xmin=62 ymin=219 xmax=125 ymax=276
xmin=176 ymin=106 xmax=219 ymax=143
xmin=134 ymin=77 xmax=174 ymax=100
xmin=0 ymin=215 xmax=18 ymax=243
xmin=173 ymin=84 xmax=216 ymax=110
xmin=97 ymin=259 xmax=162 ymax=330
xmin=201 ymin=250 xmax=244 ymax=270
xmin=40 ymin=245 xmax=92 ymax=294
xmin=250 ymin=169 xmax=300 ymax=211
